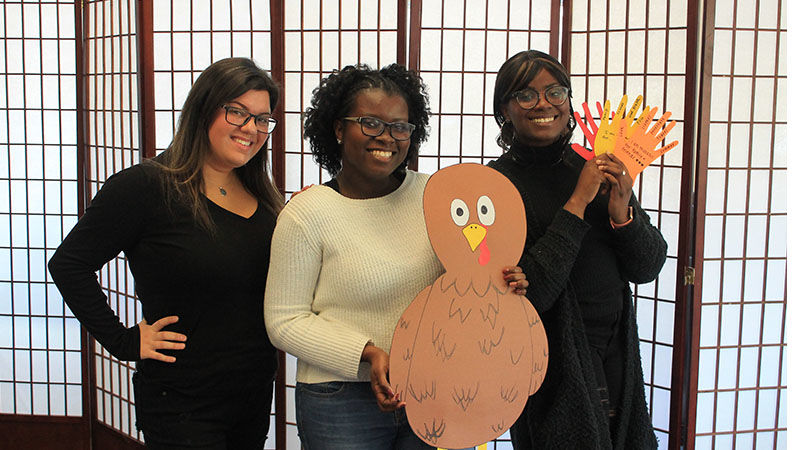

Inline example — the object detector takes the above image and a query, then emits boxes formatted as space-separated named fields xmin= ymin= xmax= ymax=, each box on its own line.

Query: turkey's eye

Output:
xmin=450 ymin=199 xmax=469 ymax=226
xmin=476 ymin=195 xmax=495 ymax=226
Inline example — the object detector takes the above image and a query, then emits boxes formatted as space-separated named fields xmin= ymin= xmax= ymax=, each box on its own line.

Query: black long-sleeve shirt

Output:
xmin=492 ymin=142 xmax=667 ymax=319
xmin=489 ymin=143 xmax=667 ymax=449
xmin=48 ymin=161 xmax=278 ymax=396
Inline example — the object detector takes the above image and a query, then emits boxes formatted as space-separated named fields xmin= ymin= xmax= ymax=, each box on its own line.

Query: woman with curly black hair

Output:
xmin=264 ymin=64 xmax=528 ymax=449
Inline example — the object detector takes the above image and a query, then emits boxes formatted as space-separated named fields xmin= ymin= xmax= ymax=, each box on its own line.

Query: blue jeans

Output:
xmin=296 ymin=381 xmax=434 ymax=450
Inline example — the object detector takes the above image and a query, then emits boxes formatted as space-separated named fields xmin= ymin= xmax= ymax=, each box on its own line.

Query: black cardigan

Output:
xmin=489 ymin=148 xmax=666 ymax=449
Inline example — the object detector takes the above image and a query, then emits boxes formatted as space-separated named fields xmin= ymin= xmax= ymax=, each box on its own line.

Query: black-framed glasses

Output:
xmin=222 ymin=105 xmax=277 ymax=134
xmin=511 ymin=85 xmax=570 ymax=109
xmin=341 ymin=116 xmax=416 ymax=141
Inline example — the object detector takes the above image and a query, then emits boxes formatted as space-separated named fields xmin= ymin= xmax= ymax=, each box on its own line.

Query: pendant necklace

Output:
xmin=218 ymin=186 xmax=227 ymax=196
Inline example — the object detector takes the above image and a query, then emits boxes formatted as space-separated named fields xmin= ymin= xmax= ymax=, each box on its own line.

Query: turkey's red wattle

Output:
xmin=478 ymin=239 xmax=490 ymax=266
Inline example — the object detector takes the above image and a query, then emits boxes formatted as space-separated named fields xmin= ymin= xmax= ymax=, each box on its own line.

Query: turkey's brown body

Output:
xmin=391 ymin=275 xmax=548 ymax=449
xmin=389 ymin=163 xmax=548 ymax=449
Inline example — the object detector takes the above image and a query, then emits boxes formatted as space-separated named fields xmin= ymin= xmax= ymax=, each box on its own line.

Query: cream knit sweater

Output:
xmin=264 ymin=171 xmax=443 ymax=383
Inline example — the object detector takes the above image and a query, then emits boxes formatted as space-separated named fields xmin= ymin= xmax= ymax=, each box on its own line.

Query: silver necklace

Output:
xmin=218 ymin=186 xmax=227 ymax=196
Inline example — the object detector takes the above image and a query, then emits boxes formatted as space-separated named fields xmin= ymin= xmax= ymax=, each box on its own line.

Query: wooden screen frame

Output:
xmin=0 ymin=1 xmax=787 ymax=449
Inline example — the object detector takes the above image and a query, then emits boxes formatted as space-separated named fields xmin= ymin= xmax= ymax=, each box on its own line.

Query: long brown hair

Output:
xmin=154 ymin=57 xmax=283 ymax=231
xmin=493 ymin=50 xmax=576 ymax=151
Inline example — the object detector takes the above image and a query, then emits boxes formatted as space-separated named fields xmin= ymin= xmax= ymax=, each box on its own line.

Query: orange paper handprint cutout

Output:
xmin=572 ymin=94 xmax=678 ymax=178
xmin=612 ymin=106 xmax=678 ymax=181
xmin=572 ymin=95 xmax=646 ymax=160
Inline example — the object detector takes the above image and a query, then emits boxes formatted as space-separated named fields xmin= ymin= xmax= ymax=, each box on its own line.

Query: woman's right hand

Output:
xmin=564 ymin=158 xmax=607 ymax=219
xmin=289 ymin=184 xmax=314 ymax=201
xmin=362 ymin=343 xmax=405 ymax=412
xmin=138 ymin=316 xmax=187 ymax=362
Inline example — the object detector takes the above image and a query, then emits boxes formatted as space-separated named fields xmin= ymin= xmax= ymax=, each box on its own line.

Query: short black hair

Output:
xmin=493 ymin=50 xmax=576 ymax=150
xmin=303 ymin=64 xmax=431 ymax=176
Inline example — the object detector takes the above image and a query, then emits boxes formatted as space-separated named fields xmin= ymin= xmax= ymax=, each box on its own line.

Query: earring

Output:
xmin=337 ymin=138 xmax=342 ymax=144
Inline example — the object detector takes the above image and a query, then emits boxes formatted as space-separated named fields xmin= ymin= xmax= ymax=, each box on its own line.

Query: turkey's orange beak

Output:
xmin=462 ymin=223 xmax=487 ymax=251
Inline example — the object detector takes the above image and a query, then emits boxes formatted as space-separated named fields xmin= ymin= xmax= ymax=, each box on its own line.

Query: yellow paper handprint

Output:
xmin=626 ymin=104 xmax=650 ymax=138
xmin=594 ymin=95 xmax=643 ymax=155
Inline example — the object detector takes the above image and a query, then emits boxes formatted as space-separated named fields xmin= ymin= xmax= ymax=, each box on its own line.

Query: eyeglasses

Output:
xmin=341 ymin=116 xmax=416 ymax=141
xmin=222 ymin=105 xmax=278 ymax=134
xmin=511 ymin=86 xmax=570 ymax=109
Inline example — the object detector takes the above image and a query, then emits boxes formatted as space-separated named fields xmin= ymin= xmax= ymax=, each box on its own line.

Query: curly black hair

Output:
xmin=303 ymin=63 xmax=431 ymax=176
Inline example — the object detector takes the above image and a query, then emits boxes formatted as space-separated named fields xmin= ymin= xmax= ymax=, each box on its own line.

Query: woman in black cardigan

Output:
xmin=488 ymin=50 xmax=666 ymax=449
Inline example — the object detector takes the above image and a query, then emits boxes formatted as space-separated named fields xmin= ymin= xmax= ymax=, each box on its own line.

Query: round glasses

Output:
xmin=341 ymin=116 xmax=416 ymax=141
xmin=511 ymin=86 xmax=570 ymax=110
xmin=223 ymin=105 xmax=277 ymax=134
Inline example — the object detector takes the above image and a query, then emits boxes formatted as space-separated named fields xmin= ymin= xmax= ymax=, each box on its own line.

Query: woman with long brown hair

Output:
xmin=49 ymin=57 xmax=283 ymax=449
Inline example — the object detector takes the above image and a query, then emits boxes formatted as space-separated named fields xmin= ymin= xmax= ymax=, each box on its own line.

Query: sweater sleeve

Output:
xmin=611 ymin=194 xmax=668 ymax=284
xmin=518 ymin=208 xmax=591 ymax=313
xmin=263 ymin=207 xmax=371 ymax=380
xmin=47 ymin=166 xmax=152 ymax=361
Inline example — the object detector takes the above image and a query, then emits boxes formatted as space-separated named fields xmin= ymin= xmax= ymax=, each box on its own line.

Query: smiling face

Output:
xmin=501 ymin=69 xmax=571 ymax=147
xmin=206 ymin=89 xmax=272 ymax=171
xmin=334 ymin=88 xmax=410 ymax=189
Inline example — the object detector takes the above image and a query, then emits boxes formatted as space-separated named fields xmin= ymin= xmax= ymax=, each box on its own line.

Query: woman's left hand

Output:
xmin=503 ymin=266 xmax=528 ymax=296
xmin=595 ymin=153 xmax=633 ymax=223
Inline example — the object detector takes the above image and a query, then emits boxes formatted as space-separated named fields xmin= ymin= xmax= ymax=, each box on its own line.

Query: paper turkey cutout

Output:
xmin=390 ymin=163 xmax=549 ymax=449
